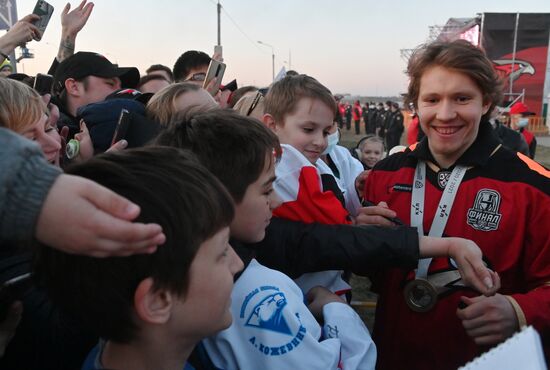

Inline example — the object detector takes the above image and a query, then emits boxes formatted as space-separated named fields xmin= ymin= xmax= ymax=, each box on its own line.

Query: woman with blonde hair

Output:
xmin=0 ymin=78 xmax=62 ymax=165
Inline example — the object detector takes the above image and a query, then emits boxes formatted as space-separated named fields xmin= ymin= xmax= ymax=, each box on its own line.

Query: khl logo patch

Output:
xmin=437 ymin=171 xmax=451 ymax=189
xmin=467 ymin=189 xmax=502 ymax=231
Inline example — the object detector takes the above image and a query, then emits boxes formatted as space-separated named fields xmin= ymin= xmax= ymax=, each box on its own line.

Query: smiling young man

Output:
xmin=363 ymin=40 xmax=550 ymax=370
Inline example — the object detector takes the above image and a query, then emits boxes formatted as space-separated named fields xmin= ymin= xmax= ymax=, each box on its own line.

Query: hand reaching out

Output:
xmin=355 ymin=201 xmax=399 ymax=226
xmin=446 ymin=237 xmax=500 ymax=296
xmin=61 ymin=0 xmax=94 ymax=37
xmin=35 ymin=174 xmax=165 ymax=257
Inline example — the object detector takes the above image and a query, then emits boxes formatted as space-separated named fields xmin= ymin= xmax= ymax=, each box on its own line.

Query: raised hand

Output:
xmin=57 ymin=1 xmax=94 ymax=61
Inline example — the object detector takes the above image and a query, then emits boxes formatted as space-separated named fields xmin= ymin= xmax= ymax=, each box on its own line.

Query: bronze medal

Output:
xmin=404 ymin=278 xmax=438 ymax=312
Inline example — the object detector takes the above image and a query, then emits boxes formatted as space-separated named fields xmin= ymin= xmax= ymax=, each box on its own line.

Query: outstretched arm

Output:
xmin=419 ymin=236 xmax=500 ymax=296
xmin=0 ymin=127 xmax=165 ymax=257
xmin=56 ymin=0 xmax=94 ymax=62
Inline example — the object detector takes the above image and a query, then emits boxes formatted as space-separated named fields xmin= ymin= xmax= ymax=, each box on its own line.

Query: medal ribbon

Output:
xmin=410 ymin=161 xmax=467 ymax=279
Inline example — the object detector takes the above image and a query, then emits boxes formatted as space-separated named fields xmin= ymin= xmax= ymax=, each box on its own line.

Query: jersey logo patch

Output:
xmin=467 ymin=189 xmax=502 ymax=231
xmin=240 ymin=286 xmax=307 ymax=357
xmin=245 ymin=292 xmax=292 ymax=335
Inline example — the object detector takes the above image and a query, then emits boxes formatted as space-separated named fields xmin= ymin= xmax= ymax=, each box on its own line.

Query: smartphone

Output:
xmin=32 ymin=0 xmax=55 ymax=41
xmin=111 ymin=109 xmax=131 ymax=146
xmin=111 ymin=109 xmax=160 ymax=148
xmin=202 ymin=59 xmax=226 ymax=96
xmin=33 ymin=73 xmax=53 ymax=95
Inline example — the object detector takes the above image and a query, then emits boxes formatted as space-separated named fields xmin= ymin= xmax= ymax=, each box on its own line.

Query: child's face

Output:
xmin=231 ymin=156 xmax=280 ymax=243
xmin=176 ymin=226 xmax=243 ymax=336
xmin=361 ymin=140 xmax=384 ymax=169
xmin=272 ymin=97 xmax=334 ymax=164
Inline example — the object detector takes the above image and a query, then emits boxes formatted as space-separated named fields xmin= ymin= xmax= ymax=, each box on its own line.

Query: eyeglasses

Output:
xmin=186 ymin=72 xmax=206 ymax=82
xmin=246 ymin=91 xmax=264 ymax=117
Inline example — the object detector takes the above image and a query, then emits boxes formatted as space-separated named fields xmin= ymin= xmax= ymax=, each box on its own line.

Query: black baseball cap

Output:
xmin=53 ymin=51 xmax=140 ymax=96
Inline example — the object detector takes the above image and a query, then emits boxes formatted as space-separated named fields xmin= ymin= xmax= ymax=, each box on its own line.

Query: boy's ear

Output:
xmin=134 ymin=277 xmax=173 ymax=324
xmin=262 ymin=113 xmax=277 ymax=132
xmin=65 ymin=78 xmax=81 ymax=97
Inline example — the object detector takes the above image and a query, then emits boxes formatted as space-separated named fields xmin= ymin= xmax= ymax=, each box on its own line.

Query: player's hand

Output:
xmin=456 ymin=294 xmax=519 ymax=346
xmin=355 ymin=201 xmax=398 ymax=226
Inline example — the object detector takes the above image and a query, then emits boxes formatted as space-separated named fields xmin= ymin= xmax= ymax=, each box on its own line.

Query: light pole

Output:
xmin=257 ymin=40 xmax=275 ymax=82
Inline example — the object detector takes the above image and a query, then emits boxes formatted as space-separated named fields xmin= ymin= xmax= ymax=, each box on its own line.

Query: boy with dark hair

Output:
xmin=155 ymin=110 xmax=498 ymax=370
xmin=173 ymin=50 xmax=211 ymax=83
xmin=35 ymin=146 xmax=243 ymax=370
xmin=155 ymin=110 xmax=377 ymax=369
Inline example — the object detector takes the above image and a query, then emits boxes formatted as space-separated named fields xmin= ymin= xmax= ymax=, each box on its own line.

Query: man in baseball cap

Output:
xmin=53 ymin=51 xmax=140 ymax=137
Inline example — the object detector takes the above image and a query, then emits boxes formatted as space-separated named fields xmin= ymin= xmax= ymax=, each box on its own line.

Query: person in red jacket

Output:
xmin=509 ymin=101 xmax=537 ymax=159
xmin=352 ymin=100 xmax=363 ymax=135
xmin=361 ymin=40 xmax=550 ymax=370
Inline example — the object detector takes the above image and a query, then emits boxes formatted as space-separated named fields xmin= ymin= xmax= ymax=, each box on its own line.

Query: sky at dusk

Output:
xmin=8 ymin=0 xmax=550 ymax=96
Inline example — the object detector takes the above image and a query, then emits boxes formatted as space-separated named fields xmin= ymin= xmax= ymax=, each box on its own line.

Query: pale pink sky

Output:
xmin=9 ymin=0 xmax=550 ymax=96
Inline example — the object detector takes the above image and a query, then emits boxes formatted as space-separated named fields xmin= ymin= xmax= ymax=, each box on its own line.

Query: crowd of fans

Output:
xmin=1 ymin=3 xmax=549 ymax=370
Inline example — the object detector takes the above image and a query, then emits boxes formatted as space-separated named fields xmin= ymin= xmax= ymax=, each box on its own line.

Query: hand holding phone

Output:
xmin=32 ymin=0 xmax=55 ymax=41
xmin=203 ymin=59 xmax=226 ymax=96
xmin=111 ymin=109 xmax=160 ymax=149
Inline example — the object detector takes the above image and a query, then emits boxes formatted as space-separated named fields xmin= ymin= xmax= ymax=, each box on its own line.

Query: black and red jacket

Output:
xmin=365 ymin=121 xmax=550 ymax=370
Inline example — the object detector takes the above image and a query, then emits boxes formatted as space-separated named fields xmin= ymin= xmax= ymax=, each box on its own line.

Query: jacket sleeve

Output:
xmin=0 ymin=128 xmax=62 ymax=244
xmin=253 ymin=218 xmax=419 ymax=279
xmin=202 ymin=261 xmax=376 ymax=370
xmin=322 ymin=302 xmax=377 ymax=370
xmin=508 ymin=181 xmax=550 ymax=336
